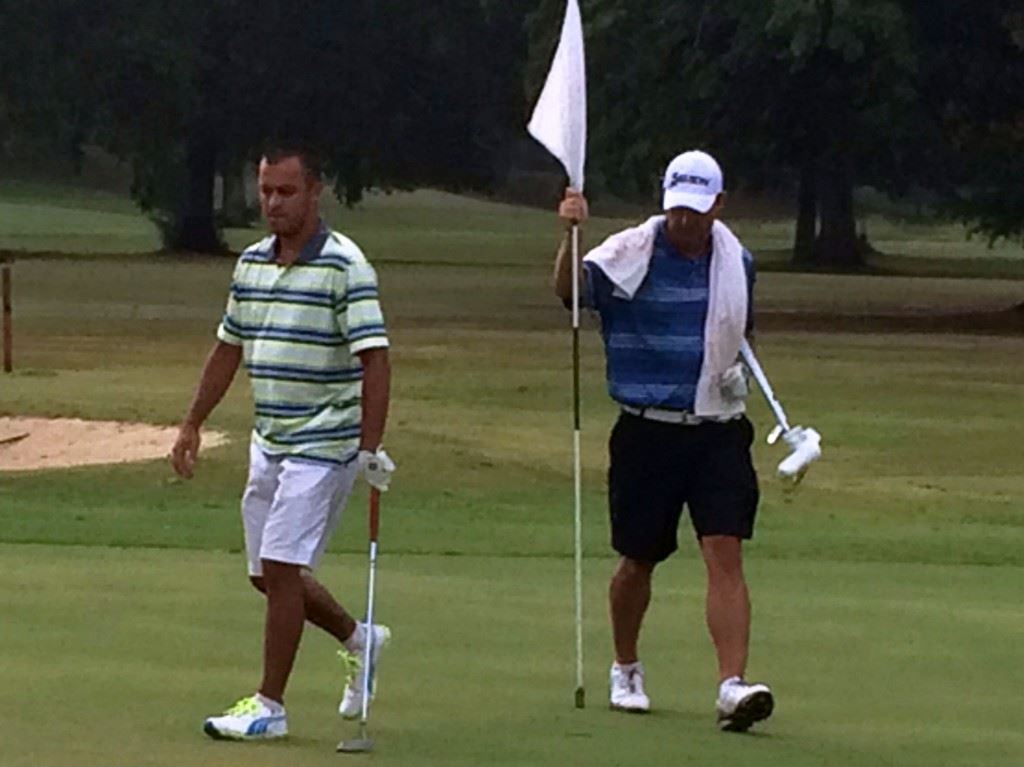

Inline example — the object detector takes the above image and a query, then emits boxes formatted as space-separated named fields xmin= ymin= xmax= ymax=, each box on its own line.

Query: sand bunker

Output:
xmin=0 ymin=417 xmax=229 ymax=472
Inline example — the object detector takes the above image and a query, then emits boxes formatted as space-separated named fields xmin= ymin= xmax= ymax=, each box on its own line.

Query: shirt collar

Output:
xmin=656 ymin=221 xmax=711 ymax=263
xmin=268 ymin=220 xmax=330 ymax=263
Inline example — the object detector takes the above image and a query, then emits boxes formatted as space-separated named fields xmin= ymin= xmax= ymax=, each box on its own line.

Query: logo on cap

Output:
xmin=668 ymin=173 xmax=712 ymax=189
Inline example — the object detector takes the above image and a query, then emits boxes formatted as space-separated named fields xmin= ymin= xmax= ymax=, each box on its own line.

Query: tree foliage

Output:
xmin=913 ymin=1 xmax=1024 ymax=245
xmin=0 ymin=0 xmax=532 ymax=252
xmin=574 ymin=0 xmax=937 ymax=266
xmin=2 ymin=0 xmax=1020 ymax=255
xmin=538 ymin=0 xmax=1021 ymax=262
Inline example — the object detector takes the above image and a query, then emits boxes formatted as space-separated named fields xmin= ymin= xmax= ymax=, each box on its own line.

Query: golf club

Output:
xmin=739 ymin=340 xmax=822 ymax=484
xmin=337 ymin=487 xmax=382 ymax=754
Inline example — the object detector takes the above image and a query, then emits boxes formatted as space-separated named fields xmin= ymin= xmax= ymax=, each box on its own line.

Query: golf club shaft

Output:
xmin=360 ymin=489 xmax=381 ymax=727
xmin=739 ymin=340 xmax=791 ymax=432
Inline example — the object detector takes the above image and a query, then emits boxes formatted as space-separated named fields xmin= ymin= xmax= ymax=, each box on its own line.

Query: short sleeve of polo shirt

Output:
xmin=582 ymin=262 xmax=612 ymax=311
xmin=216 ymin=261 xmax=246 ymax=346
xmin=338 ymin=260 xmax=389 ymax=354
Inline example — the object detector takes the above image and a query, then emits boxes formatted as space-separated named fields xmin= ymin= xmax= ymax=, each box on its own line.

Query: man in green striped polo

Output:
xmin=170 ymin=146 xmax=393 ymax=741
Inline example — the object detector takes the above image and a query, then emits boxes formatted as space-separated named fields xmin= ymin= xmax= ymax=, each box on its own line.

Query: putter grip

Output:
xmin=369 ymin=488 xmax=380 ymax=542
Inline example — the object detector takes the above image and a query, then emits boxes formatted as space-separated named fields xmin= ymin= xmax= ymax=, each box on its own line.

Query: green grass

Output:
xmin=1 ymin=183 xmax=1023 ymax=765
xmin=3 ymin=546 xmax=1021 ymax=767
xmin=1 ymin=178 xmax=1022 ymax=276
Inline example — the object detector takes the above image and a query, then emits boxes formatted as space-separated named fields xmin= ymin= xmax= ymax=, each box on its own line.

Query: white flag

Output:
xmin=528 ymin=0 xmax=587 ymax=192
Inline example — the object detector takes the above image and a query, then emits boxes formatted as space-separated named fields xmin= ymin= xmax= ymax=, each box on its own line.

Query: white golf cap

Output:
xmin=662 ymin=150 xmax=723 ymax=213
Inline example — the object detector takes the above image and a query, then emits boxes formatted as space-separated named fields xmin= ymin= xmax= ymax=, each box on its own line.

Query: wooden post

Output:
xmin=2 ymin=257 xmax=11 ymax=373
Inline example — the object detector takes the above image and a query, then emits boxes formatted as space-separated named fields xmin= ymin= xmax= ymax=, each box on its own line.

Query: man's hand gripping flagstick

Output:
xmin=739 ymin=340 xmax=822 ymax=486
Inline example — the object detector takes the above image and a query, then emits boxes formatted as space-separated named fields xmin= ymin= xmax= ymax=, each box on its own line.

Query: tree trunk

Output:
xmin=169 ymin=135 xmax=223 ymax=253
xmin=220 ymin=159 xmax=252 ymax=228
xmin=813 ymin=164 xmax=863 ymax=268
xmin=793 ymin=162 xmax=817 ymax=264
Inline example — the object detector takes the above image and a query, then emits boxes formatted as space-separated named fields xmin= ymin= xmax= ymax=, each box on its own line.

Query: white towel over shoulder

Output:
xmin=583 ymin=218 xmax=748 ymax=417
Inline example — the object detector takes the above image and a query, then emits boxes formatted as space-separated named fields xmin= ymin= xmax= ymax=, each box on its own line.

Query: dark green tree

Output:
xmin=913 ymin=1 xmax=1024 ymax=246
xmin=2 ymin=0 xmax=533 ymax=252
xmin=0 ymin=0 xmax=123 ymax=171
xmin=572 ymin=0 xmax=931 ymax=268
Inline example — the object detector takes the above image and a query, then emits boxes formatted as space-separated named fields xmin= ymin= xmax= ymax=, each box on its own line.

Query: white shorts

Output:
xmin=241 ymin=441 xmax=359 ymax=577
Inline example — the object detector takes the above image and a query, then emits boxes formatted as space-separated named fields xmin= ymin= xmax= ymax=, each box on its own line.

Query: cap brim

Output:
xmin=663 ymin=189 xmax=716 ymax=214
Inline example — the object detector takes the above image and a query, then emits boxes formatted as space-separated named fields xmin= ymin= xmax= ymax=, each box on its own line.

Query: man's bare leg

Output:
xmin=258 ymin=560 xmax=307 ymax=703
xmin=609 ymin=556 xmax=655 ymax=664
xmin=699 ymin=535 xmax=749 ymax=681
xmin=251 ymin=571 xmax=358 ymax=645
xmin=301 ymin=571 xmax=359 ymax=642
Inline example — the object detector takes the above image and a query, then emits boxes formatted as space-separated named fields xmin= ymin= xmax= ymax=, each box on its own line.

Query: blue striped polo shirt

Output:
xmin=584 ymin=222 xmax=755 ymax=411
xmin=217 ymin=221 xmax=388 ymax=465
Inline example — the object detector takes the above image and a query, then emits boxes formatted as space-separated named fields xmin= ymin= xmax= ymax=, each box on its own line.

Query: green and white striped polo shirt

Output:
xmin=217 ymin=223 xmax=388 ymax=465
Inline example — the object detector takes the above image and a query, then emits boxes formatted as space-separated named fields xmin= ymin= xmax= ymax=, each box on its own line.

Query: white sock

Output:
xmin=344 ymin=622 xmax=367 ymax=652
xmin=613 ymin=661 xmax=641 ymax=673
xmin=256 ymin=692 xmax=285 ymax=713
xmin=719 ymin=676 xmax=743 ymax=694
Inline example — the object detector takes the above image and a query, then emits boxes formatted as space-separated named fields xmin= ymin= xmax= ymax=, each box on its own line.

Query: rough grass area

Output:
xmin=1 ymin=178 xmax=1022 ymax=277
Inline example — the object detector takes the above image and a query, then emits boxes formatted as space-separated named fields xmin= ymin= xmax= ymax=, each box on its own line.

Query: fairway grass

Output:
xmin=2 ymin=544 xmax=1021 ymax=767
xmin=3 ymin=256 xmax=1023 ymax=566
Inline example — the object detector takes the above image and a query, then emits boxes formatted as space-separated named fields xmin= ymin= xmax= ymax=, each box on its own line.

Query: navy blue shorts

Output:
xmin=608 ymin=412 xmax=759 ymax=563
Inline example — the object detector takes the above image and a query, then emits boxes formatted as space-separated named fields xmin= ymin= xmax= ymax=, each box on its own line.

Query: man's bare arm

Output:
xmin=553 ymin=229 xmax=581 ymax=302
xmin=357 ymin=347 xmax=390 ymax=451
xmin=170 ymin=341 xmax=242 ymax=478
xmin=183 ymin=341 xmax=242 ymax=428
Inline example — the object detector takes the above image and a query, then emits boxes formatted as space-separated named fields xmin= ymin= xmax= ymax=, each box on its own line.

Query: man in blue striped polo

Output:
xmin=171 ymin=146 xmax=393 ymax=740
xmin=553 ymin=150 xmax=774 ymax=732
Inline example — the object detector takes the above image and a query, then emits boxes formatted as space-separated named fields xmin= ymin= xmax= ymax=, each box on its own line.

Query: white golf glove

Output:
xmin=719 ymin=363 xmax=749 ymax=401
xmin=358 ymin=447 xmax=396 ymax=492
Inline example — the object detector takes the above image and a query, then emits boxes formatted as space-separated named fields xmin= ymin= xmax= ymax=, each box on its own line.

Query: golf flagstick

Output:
xmin=571 ymin=222 xmax=585 ymax=709
xmin=337 ymin=487 xmax=381 ymax=754
xmin=526 ymin=0 xmax=588 ymax=710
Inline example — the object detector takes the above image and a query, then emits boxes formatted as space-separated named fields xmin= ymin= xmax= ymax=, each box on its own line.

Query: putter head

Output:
xmin=338 ymin=721 xmax=373 ymax=754
xmin=337 ymin=737 xmax=374 ymax=754
xmin=777 ymin=426 xmax=822 ymax=485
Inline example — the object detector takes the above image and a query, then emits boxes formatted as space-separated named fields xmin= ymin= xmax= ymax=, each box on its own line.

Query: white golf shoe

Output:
xmin=203 ymin=694 xmax=288 ymax=740
xmin=609 ymin=661 xmax=650 ymax=713
xmin=338 ymin=623 xmax=392 ymax=719
xmin=715 ymin=678 xmax=774 ymax=732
